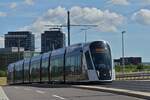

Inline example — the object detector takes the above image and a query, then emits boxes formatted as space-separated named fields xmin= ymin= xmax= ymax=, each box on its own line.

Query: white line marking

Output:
xmin=0 ymin=87 xmax=9 ymax=100
xmin=24 ymin=88 xmax=32 ymax=91
xmin=14 ymin=87 xmax=19 ymax=89
xmin=52 ymin=95 xmax=65 ymax=100
xmin=36 ymin=90 xmax=45 ymax=94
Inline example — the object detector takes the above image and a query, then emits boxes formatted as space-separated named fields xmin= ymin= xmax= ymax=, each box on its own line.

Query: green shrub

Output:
xmin=0 ymin=70 xmax=7 ymax=77
xmin=137 ymin=64 xmax=143 ymax=71
xmin=115 ymin=65 xmax=122 ymax=72
xmin=115 ymin=64 xmax=150 ymax=73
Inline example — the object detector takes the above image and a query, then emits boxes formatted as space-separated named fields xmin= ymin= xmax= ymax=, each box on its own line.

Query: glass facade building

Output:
xmin=41 ymin=28 xmax=65 ymax=53
xmin=5 ymin=31 xmax=35 ymax=51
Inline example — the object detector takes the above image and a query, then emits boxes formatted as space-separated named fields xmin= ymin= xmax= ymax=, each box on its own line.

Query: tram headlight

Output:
xmin=97 ymin=70 xmax=100 ymax=76
xmin=109 ymin=70 xmax=112 ymax=76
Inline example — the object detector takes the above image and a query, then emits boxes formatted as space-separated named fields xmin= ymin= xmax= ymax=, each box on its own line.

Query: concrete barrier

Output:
xmin=0 ymin=77 xmax=7 ymax=86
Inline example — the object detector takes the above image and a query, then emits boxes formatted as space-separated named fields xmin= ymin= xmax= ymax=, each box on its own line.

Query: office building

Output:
xmin=5 ymin=31 xmax=35 ymax=51
xmin=0 ymin=47 xmax=24 ymax=70
xmin=41 ymin=28 xmax=65 ymax=53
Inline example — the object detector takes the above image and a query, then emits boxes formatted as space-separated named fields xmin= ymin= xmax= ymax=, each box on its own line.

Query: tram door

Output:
xmin=84 ymin=50 xmax=99 ymax=81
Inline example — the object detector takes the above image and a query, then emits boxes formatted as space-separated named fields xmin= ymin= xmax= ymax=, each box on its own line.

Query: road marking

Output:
xmin=36 ymin=90 xmax=45 ymax=94
xmin=0 ymin=87 xmax=9 ymax=100
xmin=52 ymin=95 xmax=65 ymax=100
xmin=24 ymin=88 xmax=32 ymax=91
xmin=14 ymin=87 xmax=19 ymax=89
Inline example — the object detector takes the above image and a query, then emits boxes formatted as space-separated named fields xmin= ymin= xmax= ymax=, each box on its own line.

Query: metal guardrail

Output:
xmin=116 ymin=72 xmax=150 ymax=80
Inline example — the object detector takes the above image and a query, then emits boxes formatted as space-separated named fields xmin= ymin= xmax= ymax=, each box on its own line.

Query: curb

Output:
xmin=72 ymin=85 xmax=150 ymax=99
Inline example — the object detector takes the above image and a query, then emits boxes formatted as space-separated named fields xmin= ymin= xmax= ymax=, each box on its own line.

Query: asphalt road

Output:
xmin=95 ymin=80 xmax=150 ymax=92
xmin=2 ymin=85 xmax=144 ymax=100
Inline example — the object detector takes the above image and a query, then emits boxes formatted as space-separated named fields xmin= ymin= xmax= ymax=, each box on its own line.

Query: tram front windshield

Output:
xmin=90 ymin=43 xmax=111 ymax=70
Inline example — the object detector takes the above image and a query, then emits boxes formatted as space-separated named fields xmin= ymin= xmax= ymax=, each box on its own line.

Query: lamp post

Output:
xmin=81 ymin=28 xmax=90 ymax=43
xmin=122 ymin=31 xmax=126 ymax=73
xmin=67 ymin=11 xmax=70 ymax=46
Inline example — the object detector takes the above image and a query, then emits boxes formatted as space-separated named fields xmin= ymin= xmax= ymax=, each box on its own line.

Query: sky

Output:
xmin=0 ymin=0 xmax=150 ymax=62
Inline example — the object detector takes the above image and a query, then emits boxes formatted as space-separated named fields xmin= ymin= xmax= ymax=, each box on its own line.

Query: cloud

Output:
xmin=9 ymin=2 xmax=17 ymax=9
xmin=24 ymin=0 xmax=34 ymax=5
xmin=109 ymin=0 xmax=130 ymax=5
xmin=142 ymin=0 xmax=150 ymax=5
xmin=20 ymin=6 xmax=124 ymax=33
xmin=0 ymin=36 xmax=4 ymax=48
xmin=132 ymin=9 xmax=150 ymax=25
xmin=0 ymin=12 xmax=7 ymax=17
xmin=71 ymin=7 xmax=124 ymax=32
xmin=135 ymin=0 xmax=150 ymax=6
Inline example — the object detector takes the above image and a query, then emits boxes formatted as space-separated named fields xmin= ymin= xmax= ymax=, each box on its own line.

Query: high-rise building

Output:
xmin=5 ymin=31 xmax=35 ymax=51
xmin=41 ymin=28 xmax=65 ymax=53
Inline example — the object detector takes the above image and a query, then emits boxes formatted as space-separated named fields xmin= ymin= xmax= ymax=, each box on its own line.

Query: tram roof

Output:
xmin=51 ymin=47 xmax=65 ymax=56
xmin=42 ymin=51 xmax=51 ymax=58
xmin=31 ymin=54 xmax=42 ymax=61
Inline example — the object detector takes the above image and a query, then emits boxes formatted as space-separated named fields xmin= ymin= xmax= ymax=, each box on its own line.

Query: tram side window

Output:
xmin=31 ymin=59 xmax=41 ymax=81
xmin=51 ymin=57 xmax=64 ymax=80
xmin=18 ymin=63 xmax=22 ymax=81
xmin=42 ymin=57 xmax=49 ymax=74
xmin=66 ymin=54 xmax=82 ymax=81
xmin=15 ymin=63 xmax=22 ymax=82
xmin=74 ymin=55 xmax=82 ymax=75
xmin=42 ymin=58 xmax=49 ymax=68
xmin=85 ymin=51 xmax=93 ymax=70
xmin=66 ymin=56 xmax=71 ymax=75
xmin=24 ymin=61 xmax=29 ymax=81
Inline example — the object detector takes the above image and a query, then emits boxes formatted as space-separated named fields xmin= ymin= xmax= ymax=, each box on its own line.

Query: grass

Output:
xmin=115 ymin=65 xmax=150 ymax=73
xmin=0 ymin=77 xmax=7 ymax=86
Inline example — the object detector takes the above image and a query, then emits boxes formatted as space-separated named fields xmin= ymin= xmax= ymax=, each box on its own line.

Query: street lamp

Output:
xmin=122 ymin=31 xmax=126 ymax=73
xmin=81 ymin=28 xmax=90 ymax=43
